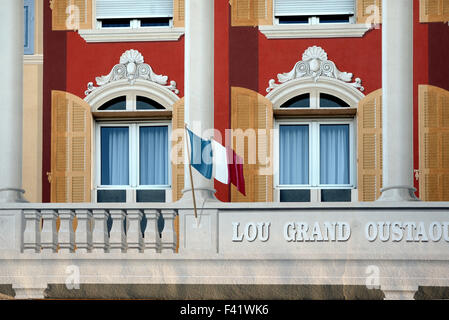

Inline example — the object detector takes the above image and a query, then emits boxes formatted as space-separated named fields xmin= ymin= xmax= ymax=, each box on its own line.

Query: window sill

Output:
xmin=259 ymin=24 xmax=371 ymax=39
xmin=78 ymin=27 xmax=185 ymax=43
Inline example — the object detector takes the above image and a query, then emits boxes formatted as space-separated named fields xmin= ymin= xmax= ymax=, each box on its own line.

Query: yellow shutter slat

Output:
xmin=231 ymin=87 xmax=273 ymax=202
xmin=51 ymin=0 xmax=92 ymax=31
xmin=356 ymin=0 xmax=382 ymax=25
xmin=173 ymin=0 xmax=185 ymax=28
xmin=231 ymin=0 xmax=273 ymax=27
xmin=419 ymin=85 xmax=449 ymax=201
xmin=172 ymin=98 xmax=185 ymax=202
xmin=420 ymin=0 xmax=449 ymax=22
xmin=51 ymin=90 xmax=92 ymax=203
xmin=358 ymin=88 xmax=382 ymax=201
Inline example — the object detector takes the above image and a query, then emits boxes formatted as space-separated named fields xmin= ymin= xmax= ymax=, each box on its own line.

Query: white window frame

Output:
xmin=78 ymin=1 xmax=184 ymax=43
xmin=96 ymin=17 xmax=174 ymax=30
xmin=275 ymin=118 xmax=355 ymax=190
xmin=274 ymin=14 xmax=356 ymax=26
xmin=95 ymin=120 xmax=172 ymax=190
xmin=260 ymin=0 xmax=370 ymax=39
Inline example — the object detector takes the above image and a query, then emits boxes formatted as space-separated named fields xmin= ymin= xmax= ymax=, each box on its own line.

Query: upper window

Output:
xmin=275 ymin=90 xmax=356 ymax=203
xmin=274 ymin=0 xmax=356 ymax=25
xmin=24 ymin=0 xmax=34 ymax=55
xmin=96 ymin=0 xmax=173 ymax=28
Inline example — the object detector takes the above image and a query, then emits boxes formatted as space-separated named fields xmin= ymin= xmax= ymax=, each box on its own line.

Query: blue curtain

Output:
xmin=101 ymin=127 xmax=129 ymax=185
xmin=320 ymin=124 xmax=350 ymax=185
xmin=140 ymin=126 xmax=168 ymax=185
xmin=280 ymin=125 xmax=309 ymax=185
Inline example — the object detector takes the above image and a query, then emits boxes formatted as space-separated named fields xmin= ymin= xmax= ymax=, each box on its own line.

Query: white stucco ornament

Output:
xmin=266 ymin=46 xmax=364 ymax=93
xmin=85 ymin=49 xmax=179 ymax=96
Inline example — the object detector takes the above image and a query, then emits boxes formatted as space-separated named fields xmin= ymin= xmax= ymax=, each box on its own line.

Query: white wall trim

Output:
xmin=23 ymin=54 xmax=43 ymax=65
xmin=259 ymin=23 xmax=371 ymax=39
xmin=85 ymin=79 xmax=180 ymax=112
xmin=266 ymin=77 xmax=365 ymax=110
xmin=78 ymin=27 xmax=185 ymax=43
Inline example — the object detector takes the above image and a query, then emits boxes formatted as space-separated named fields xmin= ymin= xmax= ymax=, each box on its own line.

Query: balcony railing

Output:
xmin=22 ymin=208 xmax=177 ymax=254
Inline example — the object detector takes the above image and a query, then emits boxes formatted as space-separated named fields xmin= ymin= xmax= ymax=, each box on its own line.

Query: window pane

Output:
xmin=318 ymin=15 xmax=351 ymax=23
xmin=100 ymin=19 xmax=131 ymax=28
xmin=136 ymin=96 xmax=165 ymax=110
xmin=99 ymin=96 xmax=127 ymax=110
xmin=320 ymin=93 xmax=350 ymax=108
xmin=281 ymin=94 xmax=310 ymax=108
xmin=101 ymin=127 xmax=129 ymax=185
xmin=280 ymin=125 xmax=309 ymax=185
xmin=320 ymin=124 xmax=349 ymax=185
xmin=140 ymin=18 xmax=170 ymax=27
xmin=140 ymin=126 xmax=168 ymax=185
xmin=278 ymin=16 xmax=309 ymax=24
xmin=321 ymin=189 xmax=351 ymax=202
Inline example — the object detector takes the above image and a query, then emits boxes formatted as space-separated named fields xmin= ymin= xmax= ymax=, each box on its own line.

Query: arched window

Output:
xmin=85 ymin=77 xmax=180 ymax=204
xmin=267 ymin=77 xmax=364 ymax=203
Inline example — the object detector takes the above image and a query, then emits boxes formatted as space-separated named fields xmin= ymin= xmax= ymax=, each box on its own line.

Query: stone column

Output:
xmin=379 ymin=0 xmax=418 ymax=201
xmin=0 ymin=0 xmax=26 ymax=203
xmin=183 ymin=0 xmax=216 ymax=202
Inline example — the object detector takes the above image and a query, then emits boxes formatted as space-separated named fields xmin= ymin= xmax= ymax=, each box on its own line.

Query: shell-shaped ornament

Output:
xmin=302 ymin=46 xmax=328 ymax=62
xmin=120 ymin=49 xmax=144 ymax=65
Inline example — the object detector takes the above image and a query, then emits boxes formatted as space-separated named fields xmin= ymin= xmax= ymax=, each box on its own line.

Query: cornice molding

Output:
xmin=259 ymin=23 xmax=371 ymax=39
xmin=85 ymin=49 xmax=179 ymax=97
xmin=78 ymin=27 xmax=185 ymax=43
xmin=266 ymin=46 xmax=364 ymax=94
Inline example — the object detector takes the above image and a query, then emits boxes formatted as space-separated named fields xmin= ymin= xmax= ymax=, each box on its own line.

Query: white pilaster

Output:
xmin=378 ymin=0 xmax=418 ymax=201
xmin=0 ymin=0 xmax=26 ymax=202
xmin=183 ymin=0 xmax=216 ymax=202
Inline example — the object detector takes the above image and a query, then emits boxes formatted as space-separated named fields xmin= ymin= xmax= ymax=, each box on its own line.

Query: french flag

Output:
xmin=187 ymin=128 xmax=246 ymax=196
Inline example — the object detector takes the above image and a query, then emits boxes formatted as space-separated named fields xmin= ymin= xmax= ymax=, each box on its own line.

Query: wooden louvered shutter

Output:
xmin=51 ymin=0 xmax=92 ymax=30
xmin=356 ymin=0 xmax=382 ymax=25
xmin=172 ymin=98 xmax=185 ymax=202
xmin=419 ymin=85 xmax=449 ymax=201
xmin=173 ymin=0 xmax=185 ymax=27
xmin=51 ymin=91 xmax=92 ymax=203
xmin=231 ymin=87 xmax=273 ymax=202
xmin=231 ymin=0 xmax=273 ymax=27
xmin=420 ymin=0 xmax=449 ymax=22
xmin=358 ymin=89 xmax=383 ymax=201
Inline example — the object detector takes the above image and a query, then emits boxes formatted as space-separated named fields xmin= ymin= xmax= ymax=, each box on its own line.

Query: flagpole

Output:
xmin=184 ymin=124 xmax=198 ymax=219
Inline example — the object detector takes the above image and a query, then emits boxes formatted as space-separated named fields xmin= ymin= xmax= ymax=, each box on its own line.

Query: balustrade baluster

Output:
xmin=160 ymin=210 xmax=177 ymax=252
xmin=23 ymin=210 xmax=41 ymax=253
xmin=74 ymin=209 xmax=93 ymax=253
xmin=143 ymin=210 xmax=160 ymax=252
xmin=92 ymin=209 xmax=110 ymax=253
xmin=126 ymin=210 xmax=143 ymax=253
xmin=40 ymin=210 xmax=58 ymax=253
xmin=58 ymin=210 xmax=75 ymax=253
xmin=109 ymin=210 xmax=127 ymax=253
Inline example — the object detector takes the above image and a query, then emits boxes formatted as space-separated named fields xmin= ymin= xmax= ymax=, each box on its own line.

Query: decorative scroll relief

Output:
xmin=85 ymin=49 xmax=179 ymax=96
xmin=266 ymin=46 xmax=364 ymax=93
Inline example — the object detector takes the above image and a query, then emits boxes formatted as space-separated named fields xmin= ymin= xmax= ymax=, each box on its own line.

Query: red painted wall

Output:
xmin=214 ymin=0 xmax=231 ymax=201
xmin=413 ymin=0 xmax=429 ymax=196
xmin=258 ymin=28 xmax=382 ymax=96
xmin=42 ymin=4 xmax=67 ymax=203
xmin=65 ymin=33 xmax=184 ymax=99
xmin=43 ymin=0 xmax=437 ymax=202
xmin=429 ymin=23 xmax=449 ymax=91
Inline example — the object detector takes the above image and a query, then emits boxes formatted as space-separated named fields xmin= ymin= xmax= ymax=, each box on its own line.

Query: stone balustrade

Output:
xmin=22 ymin=208 xmax=177 ymax=254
